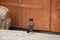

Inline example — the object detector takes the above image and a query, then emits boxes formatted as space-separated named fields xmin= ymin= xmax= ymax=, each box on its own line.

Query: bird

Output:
xmin=26 ymin=18 xmax=34 ymax=33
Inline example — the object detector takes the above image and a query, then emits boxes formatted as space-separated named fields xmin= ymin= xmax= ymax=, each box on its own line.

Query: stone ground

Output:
xmin=0 ymin=30 xmax=60 ymax=40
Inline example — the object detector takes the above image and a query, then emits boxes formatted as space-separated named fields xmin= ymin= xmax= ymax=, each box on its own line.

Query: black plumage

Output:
xmin=26 ymin=18 xmax=34 ymax=33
